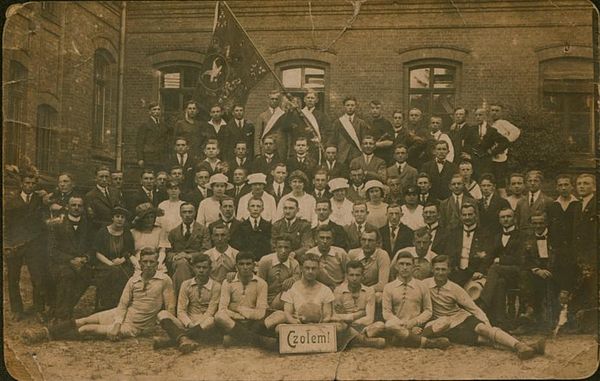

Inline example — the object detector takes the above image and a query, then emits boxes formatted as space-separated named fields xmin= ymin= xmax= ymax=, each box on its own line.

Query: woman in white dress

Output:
xmin=365 ymin=180 xmax=388 ymax=229
xmin=275 ymin=170 xmax=317 ymax=225
xmin=130 ymin=202 xmax=169 ymax=274
xmin=328 ymin=178 xmax=354 ymax=227
xmin=156 ymin=180 xmax=185 ymax=233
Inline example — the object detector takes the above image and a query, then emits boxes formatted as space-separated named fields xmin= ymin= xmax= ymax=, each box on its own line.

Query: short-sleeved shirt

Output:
xmin=333 ymin=282 xmax=375 ymax=315
xmin=281 ymin=280 xmax=335 ymax=313
xmin=347 ymin=248 xmax=390 ymax=292
xmin=177 ymin=277 xmax=221 ymax=327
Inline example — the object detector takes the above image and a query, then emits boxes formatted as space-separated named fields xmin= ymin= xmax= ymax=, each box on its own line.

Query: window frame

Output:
xmin=5 ymin=60 xmax=29 ymax=166
xmin=36 ymin=104 xmax=58 ymax=172
xmin=157 ymin=63 xmax=203 ymax=126
xmin=277 ymin=60 xmax=329 ymax=112
xmin=404 ymin=59 xmax=461 ymax=126
xmin=92 ymin=49 xmax=115 ymax=148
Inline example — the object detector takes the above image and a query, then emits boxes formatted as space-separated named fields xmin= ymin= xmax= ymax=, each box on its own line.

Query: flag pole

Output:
xmin=221 ymin=1 xmax=325 ymax=161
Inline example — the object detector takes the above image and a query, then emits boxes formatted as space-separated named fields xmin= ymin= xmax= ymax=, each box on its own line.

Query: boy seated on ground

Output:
xmin=382 ymin=251 xmax=449 ymax=349
xmin=214 ymin=251 xmax=276 ymax=350
xmin=422 ymin=255 xmax=545 ymax=360
xmin=331 ymin=260 xmax=386 ymax=348
xmin=257 ymin=237 xmax=301 ymax=311
xmin=153 ymin=253 xmax=221 ymax=353
xmin=23 ymin=248 xmax=175 ymax=344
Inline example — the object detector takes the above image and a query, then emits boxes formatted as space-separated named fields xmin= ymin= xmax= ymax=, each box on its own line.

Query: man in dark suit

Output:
xmin=227 ymin=104 xmax=255 ymax=160
xmin=478 ymin=207 xmax=526 ymax=328
xmin=255 ymin=90 xmax=290 ymax=160
xmin=266 ymin=163 xmax=290 ymax=205
xmin=296 ymin=90 xmax=330 ymax=163
xmin=128 ymin=169 xmax=167 ymax=213
xmin=445 ymin=203 xmax=492 ymax=287
xmin=327 ymin=96 xmax=368 ymax=164
xmin=4 ymin=172 xmax=50 ymax=321
xmin=461 ymin=108 xmax=492 ymax=178
xmin=344 ymin=202 xmax=377 ymax=250
xmin=311 ymin=169 xmax=331 ymax=200
xmin=478 ymin=173 xmax=511 ymax=237
xmin=252 ymin=136 xmax=281 ymax=179
xmin=515 ymin=170 xmax=553 ymax=231
xmin=367 ymin=100 xmax=394 ymax=162
xmin=48 ymin=172 xmax=82 ymax=210
xmin=420 ymin=141 xmax=458 ymax=200
xmin=167 ymin=203 xmax=211 ymax=295
xmin=572 ymin=173 xmax=596 ymax=266
xmin=207 ymin=197 xmax=241 ymax=242
xmin=165 ymin=137 xmax=196 ymax=191
xmin=416 ymin=173 xmax=436 ymax=206
xmin=350 ymin=135 xmax=387 ymax=182
xmin=136 ymin=102 xmax=170 ymax=172
xmin=439 ymin=174 xmax=476 ymax=231
xmin=85 ymin=166 xmax=125 ymax=232
xmin=182 ymin=168 xmax=212 ymax=209
xmin=447 ymin=107 xmax=473 ymax=161
xmin=312 ymin=199 xmax=349 ymax=250
xmin=346 ymin=164 xmax=366 ymax=203
xmin=227 ymin=168 xmax=251 ymax=209
xmin=386 ymin=144 xmax=418 ymax=191
xmin=379 ymin=204 xmax=414 ymax=259
xmin=231 ymin=198 xmax=272 ymax=260
xmin=49 ymin=195 xmax=94 ymax=321
xmin=227 ymin=141 xmax=253 ymax=176
xmin=422 ymin=202 xmax=448 ymax=254
xmin=321 ymin=145 xmax=348 ymax=179
xmin=287 ymin=136 xmax=318 ymax=183
xmin=271 ymin=198 xmax=313 ymax=258
xmin=174 ymin=100 xmax=206 ymax=158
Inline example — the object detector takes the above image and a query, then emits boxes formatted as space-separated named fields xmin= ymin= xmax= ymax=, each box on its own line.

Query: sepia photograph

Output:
xmin=2 ymin=0 xmax=598 ymax=379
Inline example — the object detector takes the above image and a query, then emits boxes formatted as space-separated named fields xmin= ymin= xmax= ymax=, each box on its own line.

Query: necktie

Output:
xmin=237 ymin=120 xmax=242 ymax=129
xmin=455 ymin=195 xmax=460 ymax=210
xmin=236 ymin=185 xmax=240 ymax=197
xmin=286 ymin=220 xmax=291 ymax=230
xmin=147 ymin=191 xmax=153 ymax=202
xmin=253 ymin=219 xmax=259 ymax=231
xmin=184 ymin=223 xmax=191 ymax=239
xmin=276 ymin=185 xmax=282 ymax=198
xmin=420 ymin=194 xmax=426 ymax=203
xmin=484 ymin=196 xmax=490 ymax=209
xmin=358 ymin=224 xmax=364 ymax=236
xmin=178 ymin=154 xmax=183 ymax=166
xmin=390 ymin=227 xmax=397 ymax=244
xmin=104 ymin=187 xmax=110 ymax=199
xmin=530 ymin=193 xmax=535 ymax=206
xmin=349 ymin=115 xmax=353 ymax=123
xmin=26 ymin=193 xmax=31 ymax=204
xmin=266 ymin=156 xmax=272 ymax=164
xmin=465 ymin=229 xmax=472 ymax=238
xmin=317 ymin=191 xmax=322 ymax=198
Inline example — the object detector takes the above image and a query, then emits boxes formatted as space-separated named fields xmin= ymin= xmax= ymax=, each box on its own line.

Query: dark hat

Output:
xmin=111 ymin=206 xmax=130 ymax=217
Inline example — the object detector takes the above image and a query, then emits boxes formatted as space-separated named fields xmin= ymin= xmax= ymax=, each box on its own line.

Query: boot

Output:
xmin=355 ymin=333 xmax=385 ymax=349
xmin=525 ymin=338 xmax=546 ymax=355
xmin=422 ymin=337 xmax=450 ymax=349
xmin=515 ymin=342 xmax=536 ymax=360
xmin=177 ymin=336 xmax=199 ymax=354
xmin=22 ymin=327 xmax=50 ymax=345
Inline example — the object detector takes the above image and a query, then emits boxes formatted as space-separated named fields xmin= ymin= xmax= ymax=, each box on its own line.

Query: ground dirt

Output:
xmin=4 ymin=269 xmax=599 ymax=380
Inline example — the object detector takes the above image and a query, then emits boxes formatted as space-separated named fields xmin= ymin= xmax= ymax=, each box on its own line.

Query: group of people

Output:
xmin=7 ymin=89 xmax=597 ymax=360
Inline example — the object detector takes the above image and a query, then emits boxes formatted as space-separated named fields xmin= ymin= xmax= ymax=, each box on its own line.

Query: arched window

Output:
xmin=159 ymin=65 xmax=202 ymax=126
xmin=36 ymin=104 xmax=57 ymax=172
xmin=541 ymin=58 xmax=594 ymax=154
xmin=93 ymin=49 xmax=115 ymax=147
xmin=5 ymin=61 xmax=28 ymax=165
xmin=279 ymin=62 xmax=327 ymax=112
xmin=407 ymin=60 xmax=460 ymax=127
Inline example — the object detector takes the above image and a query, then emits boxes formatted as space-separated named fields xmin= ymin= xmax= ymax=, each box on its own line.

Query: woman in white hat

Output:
xmin=328 ymin=178 xmax=354 ymax=226
xmin=364 ymin=180 xmax=389 ymax=228
xmin=196 ymin=173 xmax=233 ymax=226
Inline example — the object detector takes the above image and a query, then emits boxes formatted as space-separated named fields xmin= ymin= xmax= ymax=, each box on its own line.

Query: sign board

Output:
xmin=278 ymin=323 xmax=337 ymax=354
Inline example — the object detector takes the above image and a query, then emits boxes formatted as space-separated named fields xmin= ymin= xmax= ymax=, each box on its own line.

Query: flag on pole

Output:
xmin=197 ymin=1 xmax=270 ymax=111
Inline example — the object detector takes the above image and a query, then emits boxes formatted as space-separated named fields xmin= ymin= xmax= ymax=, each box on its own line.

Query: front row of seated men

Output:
xmin=23 ymin=244 xmax=545 ymax=360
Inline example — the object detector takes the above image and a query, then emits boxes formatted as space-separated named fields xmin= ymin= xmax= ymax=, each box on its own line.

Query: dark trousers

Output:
xmin=52 ymin=264 xmax=92 ymax=321
xmin=479 ymin=263 xmax=521 ymax=325
xmin=5 ymin=239 xmax=50 ymax=314
xmin=94 ymin=264 xmax=132 ymax=312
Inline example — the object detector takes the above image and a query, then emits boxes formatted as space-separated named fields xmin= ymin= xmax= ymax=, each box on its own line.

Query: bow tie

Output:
xmin=536 ymin=235 xmax=547 ymax=241
xmin=502 ymin=230 xmax=514 ymax=236
xmin=437 ymin=160 xmax=445 ymax=165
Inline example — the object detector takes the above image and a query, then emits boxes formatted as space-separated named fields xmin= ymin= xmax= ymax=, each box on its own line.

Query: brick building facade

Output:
xmin=3 ymin=1 xmax=597 ymax=187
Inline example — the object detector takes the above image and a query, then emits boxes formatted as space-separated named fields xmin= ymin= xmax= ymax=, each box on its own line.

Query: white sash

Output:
xmin=339 ymin=115 xmax=362 ymax=150
xmin=262 ymin=107 xmax=285 ymax=138
xmin=301 ymin=107 xmax=321 ymax=140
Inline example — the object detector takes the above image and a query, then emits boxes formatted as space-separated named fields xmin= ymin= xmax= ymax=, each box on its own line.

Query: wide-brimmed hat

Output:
xmin=328 ymin=178 xmax=349 ymax=192
xmin=364 ymin=180 xmax=385 ymax=193
xmin=132 ymin=202 xmax=163 ymax=225
xmin=247 ymin=173 xmax=267 ymax=185
xmin=288 ymin=170 xmax=309 ymax=185
xmin=207 ymin=173 xmax=234 ymax=190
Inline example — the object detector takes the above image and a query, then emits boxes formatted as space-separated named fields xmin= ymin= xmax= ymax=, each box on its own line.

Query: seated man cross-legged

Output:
xmin=23 ymin=248 xmax=175 ymax=344
xmin=154 ymin=253 xmax=222 ymax=353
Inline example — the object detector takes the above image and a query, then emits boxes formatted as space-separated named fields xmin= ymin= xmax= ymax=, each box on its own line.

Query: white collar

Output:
xmin=209 ymin=119 xmax=227 ymax=128
xmin=189 ymin=277 xmax=214 ymax=290
xmin=68 ymin=215 xmax=81 ymax=223
xmin=284 ymin=217 xmax=297 ymax=226
xmin=272 ymin=254 xmax=292 ymax=268
xmin=338 ymin=281 xmax=368 ymax=293
xmin=318 ymin=218 xmax=331 ymax=226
